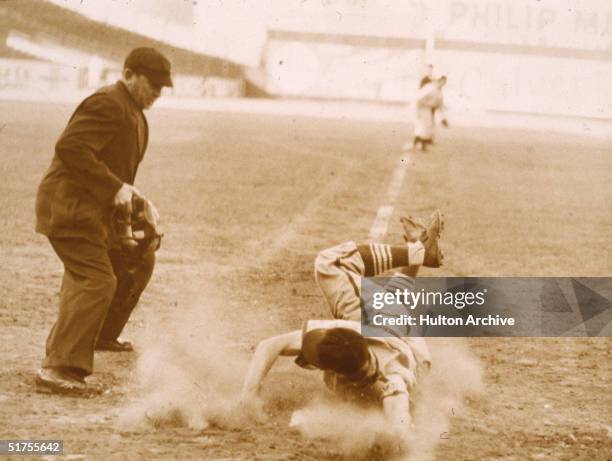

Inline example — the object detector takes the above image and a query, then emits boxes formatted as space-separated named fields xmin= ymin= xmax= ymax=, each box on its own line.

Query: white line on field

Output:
xmin=368 ymin=155 xmax=410 ymax=240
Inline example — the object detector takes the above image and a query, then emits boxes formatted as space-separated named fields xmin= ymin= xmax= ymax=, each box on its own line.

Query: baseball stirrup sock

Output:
xmin=357 ymin=241 xmax=425 ymax=277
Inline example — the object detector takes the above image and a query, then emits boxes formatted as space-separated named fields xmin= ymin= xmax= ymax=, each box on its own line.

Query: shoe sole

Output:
xmin=423 ymin=210 xmax=444 ymax=267
xmin=95 ymin=340 xmax=134 ymax=352
xmin=35 ymin=376 xmax=100 ymax=398
xmin=95 ymin=347 xmax=134 ymax=352
xmin=427 ymin=210 xmax=444 ymax=239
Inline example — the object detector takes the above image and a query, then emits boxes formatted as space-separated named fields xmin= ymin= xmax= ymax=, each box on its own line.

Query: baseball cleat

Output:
xmin=422 ymin=210 xmax=444 ymax=267
xmin=400 ymin=210 xmax=444 ymax=267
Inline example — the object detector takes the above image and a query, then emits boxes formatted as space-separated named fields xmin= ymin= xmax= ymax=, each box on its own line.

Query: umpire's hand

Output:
xmin=145 ymin=199 xmax=160 ymax=228
xmin=114 ymin=183 xmax=141 ymax=215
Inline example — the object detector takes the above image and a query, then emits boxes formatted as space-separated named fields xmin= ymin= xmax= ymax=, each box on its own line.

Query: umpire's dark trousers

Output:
xmin=42 ymin=237 xmax=155 ymax=375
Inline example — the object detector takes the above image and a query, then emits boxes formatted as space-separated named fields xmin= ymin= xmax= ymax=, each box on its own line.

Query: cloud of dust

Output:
xmin=117 ymin=288 xmax=253 ymax=432
xmin=116 ymin=282 xmax=483 ymax=460
xmin=289 ymin=396 xmax=388 ymax=458
xmin=405 ymin=338 xmax=484 ymax=461
xmin=288 ymin=338 xmax=483 ymax=461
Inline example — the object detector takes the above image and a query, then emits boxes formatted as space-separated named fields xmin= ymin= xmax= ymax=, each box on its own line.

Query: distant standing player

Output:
xmin=241 ymin=211 xmax=444 ymax=450
xmin=418 ymin=64 xmax=446 ymax=126
xmin=410 ymin=76 xmax=448 ymax=152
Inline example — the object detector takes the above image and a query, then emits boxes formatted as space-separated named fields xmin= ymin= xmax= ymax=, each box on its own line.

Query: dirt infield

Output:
xmin=0 ymin=100 xmax=610 ymax=460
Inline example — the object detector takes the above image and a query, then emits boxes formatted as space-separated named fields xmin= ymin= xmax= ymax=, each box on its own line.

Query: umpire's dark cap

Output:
xmin=124 ymin=47 xmax=173 ymax=88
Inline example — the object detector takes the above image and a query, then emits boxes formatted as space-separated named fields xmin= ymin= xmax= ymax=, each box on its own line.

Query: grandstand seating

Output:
xmin=0 ymin=31 xmax=40 ymax=60
xmin=0 ymin=0 xmax=243 ymax=79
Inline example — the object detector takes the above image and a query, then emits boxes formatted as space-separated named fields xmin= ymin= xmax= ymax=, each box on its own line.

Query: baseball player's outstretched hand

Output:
xmin=238 ymin=393 xmax=268 ymax=424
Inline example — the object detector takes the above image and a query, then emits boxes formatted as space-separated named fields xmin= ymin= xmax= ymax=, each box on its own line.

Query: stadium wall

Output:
xmin=0 ymin=58 xmax=81 ymax=92
xmin=260 ymin=0 xmax=612 ymax=120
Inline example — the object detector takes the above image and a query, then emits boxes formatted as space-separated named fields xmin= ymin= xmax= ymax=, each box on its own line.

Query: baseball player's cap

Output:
xmin=124 ymin=47 xmax=173 ymax=89
xmin=295 ymin=328 xmax=369 ymax=375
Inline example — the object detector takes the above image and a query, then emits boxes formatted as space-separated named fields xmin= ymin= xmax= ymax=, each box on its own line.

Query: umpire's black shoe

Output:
xmin=95 ymin=338 xmax=134 ymax=352
xmin=35 ymin=368 xmax=102 ymax=398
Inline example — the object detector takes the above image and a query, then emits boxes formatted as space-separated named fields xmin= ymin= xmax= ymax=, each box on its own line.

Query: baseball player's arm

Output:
xmin=404 ymin=337 xmax=432 ymax=368
xmin=241 ymin=330 xmax=302 ymax=397
xmin=382 ymin=392 xmax=411 ymax=434
xmin=377 ymin=392 xmax=411 ymax=453
xmin=55 ymin=94 xmax=125 ymax=205
xmin=438 ymin=102 xmax=448 ymax=126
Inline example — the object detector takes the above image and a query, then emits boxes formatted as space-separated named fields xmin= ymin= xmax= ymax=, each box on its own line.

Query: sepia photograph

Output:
xmin=0 ymin=0 xmax=610 ymax=459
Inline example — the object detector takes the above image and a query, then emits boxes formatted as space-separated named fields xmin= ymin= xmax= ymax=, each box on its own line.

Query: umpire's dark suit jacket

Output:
xmin=36 ymin=81 xmax=148 ymax=246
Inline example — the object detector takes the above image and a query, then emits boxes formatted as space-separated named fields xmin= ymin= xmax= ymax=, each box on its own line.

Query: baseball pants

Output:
xmin=314 ymin=241 xmax=365 ymax=321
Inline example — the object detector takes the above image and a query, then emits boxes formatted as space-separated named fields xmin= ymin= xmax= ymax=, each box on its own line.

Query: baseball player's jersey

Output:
xmin=414 ymin=83 xmax=444 ymax=139
xmin=301 ymin=319 xmax=421 ymax=403
xmin=418 ymin=82 xmax=444 ymax=109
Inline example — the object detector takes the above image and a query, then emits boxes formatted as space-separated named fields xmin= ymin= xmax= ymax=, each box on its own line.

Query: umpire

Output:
xmin=34 ymin=47 xmax=172 ymax=396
